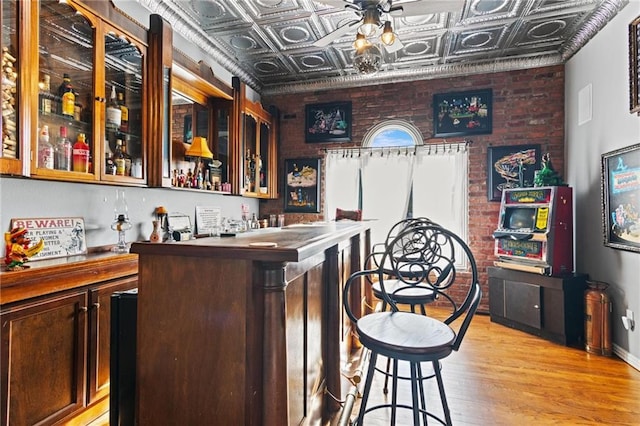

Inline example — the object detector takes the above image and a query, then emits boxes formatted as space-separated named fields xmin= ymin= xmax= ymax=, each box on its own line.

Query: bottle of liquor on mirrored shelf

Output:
xmin=118 ymin=91 xmax=129 ymax=133
xmin=38 ymin=125 xmax=54 ymax=170
xmin=106 ymin=85 xmax=122 ymax=131
xmin=55 ymin=126 xmax=72 ymax=171
xmin=114 ymin=138 xmax=126 ymax=176
xmin=58 ymin=73 xmax=75 ymax=118
xmin=72 ymin=133 xmax=90 ymax=173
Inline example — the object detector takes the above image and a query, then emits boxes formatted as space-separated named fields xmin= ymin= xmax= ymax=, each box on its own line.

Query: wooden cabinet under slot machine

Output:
xmin=492 ymin=186 xmax=573 ymax=276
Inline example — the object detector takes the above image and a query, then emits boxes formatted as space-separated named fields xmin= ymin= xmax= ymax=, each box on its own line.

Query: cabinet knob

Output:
xmin=533 ymin=304 xmax=540 ymax=309
xmin=78 ymin=306 xmax=88 ymax=312
xmin=92 ymin=302 xmax=101 ymax=309
xmin=96 ymin=96 xmax=105 ymax=103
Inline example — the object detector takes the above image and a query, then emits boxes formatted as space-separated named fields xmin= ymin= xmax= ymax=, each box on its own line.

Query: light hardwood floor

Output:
xmin=343 ymin=311 xmax=640 ymax=426
xmin=90 ymin=311 xmax=639 ymax=426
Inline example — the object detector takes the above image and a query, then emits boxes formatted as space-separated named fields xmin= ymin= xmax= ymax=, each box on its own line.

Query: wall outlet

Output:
xmin=622 ymin=309 xmax=635 ymax=331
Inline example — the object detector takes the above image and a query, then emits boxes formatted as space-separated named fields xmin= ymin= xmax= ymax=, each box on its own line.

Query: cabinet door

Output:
xmin=36 ymin=0 xmax=98 ymax=180
xmin=87 ymin=276 xmax=137 ymax=405
xmin=0 ymin=291 xmax=88 ymax=426
xmin=101 ymin=22 xmax=146 ymax=183
xmin=505 ymin=280 xmax=542 ymax=329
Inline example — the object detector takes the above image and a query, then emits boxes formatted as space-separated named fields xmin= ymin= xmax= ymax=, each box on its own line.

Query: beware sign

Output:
xmin=9 ymin=217 xmax=87 ymax=261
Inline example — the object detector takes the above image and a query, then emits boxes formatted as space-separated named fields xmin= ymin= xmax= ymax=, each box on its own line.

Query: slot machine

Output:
xmin=492 ymin=186 xmax=573 ymax=276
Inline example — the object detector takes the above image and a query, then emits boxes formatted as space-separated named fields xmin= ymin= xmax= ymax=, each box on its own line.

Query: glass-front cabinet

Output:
xmin=0 ymin=0 xmax=147 ymax=183
xmin=34 ymin=0 xmax=146 ymax=183
xmin=241 ymin=99 xmax=277 ymax=198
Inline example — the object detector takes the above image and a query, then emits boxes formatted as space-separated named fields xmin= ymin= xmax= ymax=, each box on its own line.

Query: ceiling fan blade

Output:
xmin=314 ymin=0 xmax=357 ymax=10
xmin=389 ymin=0 xmax=464 ymax=17
xmin=314 ymin=20 xmax=361 ymax=47
xmin=383 ymin=36 xmax=404 ymax=53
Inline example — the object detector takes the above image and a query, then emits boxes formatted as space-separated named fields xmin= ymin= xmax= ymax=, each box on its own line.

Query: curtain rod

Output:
xmin=323 ymin=139 xmax=472 ymax=156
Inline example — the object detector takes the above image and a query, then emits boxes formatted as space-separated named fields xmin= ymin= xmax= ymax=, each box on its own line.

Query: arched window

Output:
xmin=363 ymin=120 xmax=422 ymax=148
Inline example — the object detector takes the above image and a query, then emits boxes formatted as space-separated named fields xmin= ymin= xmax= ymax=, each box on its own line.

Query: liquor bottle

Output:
xmin=73 ymin=89 xmax=82 ymax=121
xmin=38 ymin=125 xmax=54 ymax=169
xmin=58 ymin=73 xmax=75 ymax=118
xmin=40 ymin=74 xmax=52 ymax=113
xmin=72 ymin=133 xmax=90 ymax=173
xmin=55 ymin=126 xmax=72 ymax=171
xmin=118 ymin=92 xmax=129 ymax=132
xmin=113 ymin=139 xmax=126 ymax=176
xmin=104 ymin=139 xmax=115 ymax=175
xmin=122 ymin=137 xmax=132 ymax=176
xmin=106 ymin=85 xmax=122 ymax=131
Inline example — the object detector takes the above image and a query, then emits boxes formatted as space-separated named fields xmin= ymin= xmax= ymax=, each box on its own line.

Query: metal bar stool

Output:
xmin=343 ymin=223 xmax=482 ymax=425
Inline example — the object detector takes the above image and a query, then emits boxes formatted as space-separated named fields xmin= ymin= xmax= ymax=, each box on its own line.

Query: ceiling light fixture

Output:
xmin=380 ymin=21 xmax=396 ymax=46
xmin=353 ymin=33 xmax=371 ymax=51
xmin=353 ymin=43 xmax=382 ymax=75
xmin=358 ymin=8 xmax=380 ymax=37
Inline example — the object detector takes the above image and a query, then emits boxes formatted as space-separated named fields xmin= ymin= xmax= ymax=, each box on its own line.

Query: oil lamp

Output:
xmin=111 ymin=189 xmax=132 ymax=252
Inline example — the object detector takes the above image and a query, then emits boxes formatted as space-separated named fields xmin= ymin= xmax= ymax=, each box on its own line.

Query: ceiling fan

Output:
xmin=313 ymin=0 xmax=464 ymax=53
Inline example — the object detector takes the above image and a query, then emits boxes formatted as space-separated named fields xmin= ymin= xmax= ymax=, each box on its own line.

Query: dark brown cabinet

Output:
xmin=488 ymin=266 xmax=587 ymax=346
xmin=0 ymin=253 xmax=137 ymax=425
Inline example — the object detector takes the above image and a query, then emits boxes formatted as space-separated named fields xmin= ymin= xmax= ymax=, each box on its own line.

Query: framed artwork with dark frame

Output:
xmin=601 ymin=143 xmax=640 ymax=253
xmin=305 ymin=101 xmax=352 ymax=143
xmin=284 ymin=158 xmax=321 ymax=213
xmin=487 ymin=144 xmax=541 ymax=201
xmin=433 ymin=88 xmax=492 ymax=137
xmin=183 ymin=114 xmax=193 ymax=143
xmin=629 ymin=15 xmax=640 ymax=115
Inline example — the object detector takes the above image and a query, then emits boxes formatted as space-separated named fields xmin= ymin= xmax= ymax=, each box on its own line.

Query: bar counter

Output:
xmin=131 ymin=221 xmax=370 ymax=426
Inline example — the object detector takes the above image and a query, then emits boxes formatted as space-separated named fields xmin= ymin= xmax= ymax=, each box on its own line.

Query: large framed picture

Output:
xmin=284 ymin=158 xmax=321 ymax=213
xmin=630 ymin=15 xmax=640 ymax=115
xmin=305 ymin=101 xmax=351 ymax=143
xmin=487 ymin=144 xmax=541 ymax=201
xmin=433 ymin=89 xmax=492 ymax=137
xmin=601 ymin=143 xmax=640 ymax=253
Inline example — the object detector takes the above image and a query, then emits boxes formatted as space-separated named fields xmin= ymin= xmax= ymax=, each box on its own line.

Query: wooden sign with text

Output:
xmin=10 ymin=217 xmax=87 ymax=260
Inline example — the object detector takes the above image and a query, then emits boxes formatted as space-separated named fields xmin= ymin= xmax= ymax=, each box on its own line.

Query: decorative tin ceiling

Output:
xmin=133 ymin=0 xmax=628 ymax=95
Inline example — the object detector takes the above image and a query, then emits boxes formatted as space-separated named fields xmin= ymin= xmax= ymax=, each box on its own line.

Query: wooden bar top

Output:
xmin=131 ymin=221 xmax=369 ymax=262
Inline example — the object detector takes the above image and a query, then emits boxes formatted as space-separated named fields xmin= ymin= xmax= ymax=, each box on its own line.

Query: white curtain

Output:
xmin=325 ymin=145 xmax=468 ymax=251
xmin=325 ymin=152 xmax=360 ymax=221
xmin=412 ymin=147 xmax=468 ymax=237
xmin=361 ymin=151 xmax=414 ymax=246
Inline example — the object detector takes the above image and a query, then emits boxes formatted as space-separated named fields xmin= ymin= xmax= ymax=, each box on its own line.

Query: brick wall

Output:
xmin=262 ymin=65 xmax=565 ymax=311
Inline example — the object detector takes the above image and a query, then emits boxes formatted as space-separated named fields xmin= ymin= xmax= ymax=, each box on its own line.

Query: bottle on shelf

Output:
xmin=106 ymin=85 xmax=122 ymax=131
xmin=118 ymin=91 xmax=129 ymax=133
xmin=58 ymin=73 xmax=76 ymax=118
xmin=72 ymin=133 xmax=90 ymax=173
xmin=104 ymin=139 xmax=115 ymax=175
xmin=122 ymin=137 xmax=132 ymax=176
xmin=113 ymin=138 xmax=126 ymax=176
xmin=73 ymin=89 xmax=82 ymax=121
xmin=55 ymin=126 xmax=72 ymax=171
xmin=38 ymin=125 xmax=54 ymax=169
xmin=40 ymin=74 xmax=52 ymax=114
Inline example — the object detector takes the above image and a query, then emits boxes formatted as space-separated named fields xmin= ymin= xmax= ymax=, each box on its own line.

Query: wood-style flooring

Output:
xmin=89 ymin=311 xmax=640 ymax=426
xmin=341 ymin=311 xmax=640 ymax=426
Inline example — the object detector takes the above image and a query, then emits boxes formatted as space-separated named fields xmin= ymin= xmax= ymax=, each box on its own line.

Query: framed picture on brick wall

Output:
xmin=487 ymin=144 xmax=541 ymax=201
xmin=284 ymin=158 xmax=321 ymax=213
xmin=433 ymin=89 xmax=492 ymax=137
xmin=305 ymin=102 xmax=351 ymax=143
